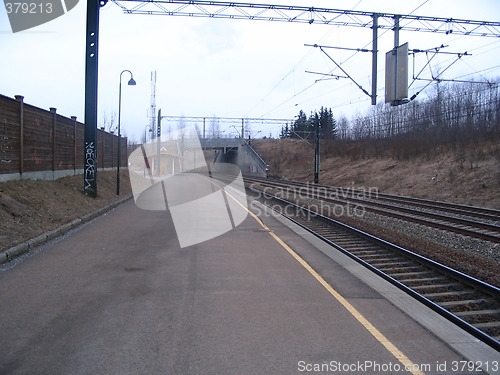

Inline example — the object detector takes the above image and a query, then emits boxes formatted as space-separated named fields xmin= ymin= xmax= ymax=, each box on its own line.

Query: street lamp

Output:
xmin=117 ymin=69 xmax=136 ymax=195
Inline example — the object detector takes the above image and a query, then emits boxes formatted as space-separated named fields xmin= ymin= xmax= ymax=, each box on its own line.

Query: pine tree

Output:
xmin=318 ymin=107 xmax=337 ymax=139
xmin=291 ymin=110 xmax=308 ymax=138
xmin=279 ymin=123 xmax=290 ymax=139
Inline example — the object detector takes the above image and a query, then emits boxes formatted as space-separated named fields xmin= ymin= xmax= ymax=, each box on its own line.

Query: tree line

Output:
xmin=280 ymin=80 xmax=500 ymax=159
xmin=280 ymin=107 xmax=337 ymax=140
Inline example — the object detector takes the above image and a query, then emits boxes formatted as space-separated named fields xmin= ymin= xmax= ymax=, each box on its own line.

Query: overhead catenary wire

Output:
xmin=257 ymin=0 xmax=438 ymax=118
xmin=244 ymin=0 xmax=372 ymax=119
xmin=271 ymin=56 xmax=497 ymax=123
xmin=242 ymin=0 xmax=438 ymax=116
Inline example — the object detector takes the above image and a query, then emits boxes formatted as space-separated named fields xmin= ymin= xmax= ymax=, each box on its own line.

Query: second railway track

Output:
xmin=245 ymin=176 xmax=500 ymax=243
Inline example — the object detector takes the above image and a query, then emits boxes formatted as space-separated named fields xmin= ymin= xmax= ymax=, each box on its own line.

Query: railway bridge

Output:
xmin=200 ymin=137 xmax=268 ymax=177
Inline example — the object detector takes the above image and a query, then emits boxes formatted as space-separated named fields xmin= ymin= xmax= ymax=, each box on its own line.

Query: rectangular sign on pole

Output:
xmin=385 ymin=42 xmax=408 ymax=105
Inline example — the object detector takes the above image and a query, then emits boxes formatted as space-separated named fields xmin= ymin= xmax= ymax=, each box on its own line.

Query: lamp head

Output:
xmin=128 ymin=77 xmax=136 ymax=86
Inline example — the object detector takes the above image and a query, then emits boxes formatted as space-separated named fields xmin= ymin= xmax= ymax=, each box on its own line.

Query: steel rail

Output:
xmin=246 ymin=177 xmax=500 ymax=242
xmin=251 ymin=176 xmax=500 ymax=222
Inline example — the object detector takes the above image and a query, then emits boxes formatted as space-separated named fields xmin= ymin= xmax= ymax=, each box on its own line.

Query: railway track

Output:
xmin=246 ymin=185 xmax=500 ymax=351
xmin=245 ymin=177 xmax=500 ymax=243
xmin=249 ymin=177 xmax=499 ymax=221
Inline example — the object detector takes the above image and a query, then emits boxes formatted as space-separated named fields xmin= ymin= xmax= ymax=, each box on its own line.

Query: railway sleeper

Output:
xmin=423 ymin=290 xmax=482 ymax=302
xmin=375 ymin=265 xmax=422 ymax=273
xmin=377 ymin=270 xmax=431 ymax=279
xmin=328 ymin=233 xmax=358 ymax=238
xmin=399 ymin=278 xmax=450 ymax=287
xmin=334 ymin=244 xmax=375 ymax=251
xmin=368 ymin=261 xmax=411 ymax=272
xmin=338 ymin=245 xmax=379 ymax=251
xmin=443 ymin=300 xmax=496 ymax=310
xmin=313 ymin=229 xmax=349 ymax=235
xmin=312 ymin=230 xmax=336 ymax=237
xmin=454 ymin=309 xmax=500 ymax=318
xmin=348 ymin=248 xmax=386 ymax=254
xmin=355 ymin=255 xmax=396 ymax=262
xmin=394 ymin=276 xmax=447 ymax=284
xmin=328 ymin=239 xmax=369 ymax=246
xmin=368 ymin=260 xmax=411 ymax=268
xmin=473 ymin=321 xmax=500 ymax=329
xmin=411 ymin=283 xmax=462 ymax=291
xmin=314 ymin=228 xmax=349 ymax=236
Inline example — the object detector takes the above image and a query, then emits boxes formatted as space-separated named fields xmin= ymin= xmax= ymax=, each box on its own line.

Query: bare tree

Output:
xmin=336 ymin=115 xmax=350 ymax=140
xmin=101 ymin=111 xmax=117 ymax=132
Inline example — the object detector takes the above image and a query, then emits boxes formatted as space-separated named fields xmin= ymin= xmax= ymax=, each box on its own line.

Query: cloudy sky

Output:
xmin=1 ymin=0 xmax=500 ymax=141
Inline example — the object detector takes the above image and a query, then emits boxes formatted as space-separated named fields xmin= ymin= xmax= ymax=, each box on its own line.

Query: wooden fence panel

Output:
xmin=0 ymin=94 xmax=128 ymax=178
xmin=0 ymin=96 xmax=20 ymax=174
xmin=55 ymin=114 xmax=77 ymax=170
xmin=75 ymin=120 xmax=85 ymax=170
xmin=23 ymin=104 xmax=53 ymax=172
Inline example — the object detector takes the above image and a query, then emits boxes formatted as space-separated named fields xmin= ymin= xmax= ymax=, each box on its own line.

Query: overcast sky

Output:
xmin=1 ymin=0 xmax=500 ymax=141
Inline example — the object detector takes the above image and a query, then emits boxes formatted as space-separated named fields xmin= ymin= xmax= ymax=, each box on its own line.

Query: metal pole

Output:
xmin=83 ymin=0 xmax=102 ymax=198
xmin=116 ymin=69 xmax=135 ymax=194
xmin=117 ymin=79 xmax=122 ymax=195
xmin=314 ymin=115 xmax=320 ymax=184
xmin=156 ymin=109 xmax=161 ymax=176
xmin=393 ymin=15 xmax=400 ymax=105
xmin=371 ymin=14 xmax=378 ymax=105
xmin=241 ymin=118 xmax=244 ymax=139
xmin=394 ymin=15 xmax=400 ymax=48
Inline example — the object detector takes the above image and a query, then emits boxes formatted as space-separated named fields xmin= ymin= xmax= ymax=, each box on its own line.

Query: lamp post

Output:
xmin=117 ymin=70 xmax=136 ymax=195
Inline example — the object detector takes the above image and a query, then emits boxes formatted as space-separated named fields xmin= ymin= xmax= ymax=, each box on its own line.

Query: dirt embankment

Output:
xmin=252 ymin=139 xmax=500 ymax=209
xmin=0 ymin=170 xmax=132 ymax=252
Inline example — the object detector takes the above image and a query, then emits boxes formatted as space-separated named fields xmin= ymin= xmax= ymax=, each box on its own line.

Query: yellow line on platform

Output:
xmin=229 ymin=192 xmax=426 ymax=375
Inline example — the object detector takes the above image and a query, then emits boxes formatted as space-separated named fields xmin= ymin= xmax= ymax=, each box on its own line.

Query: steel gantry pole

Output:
xmin=156 ymin=108 xmax=161 ymax=177
xmin=393 ymin=15 xmax=400 ymax=105
xmin=84 ymin=0 xmax=107 ymax=197
xmin=313 ymin=114 xmax=320 ymax=184
xmin=371 ymin=14 xmax=378 ymax=106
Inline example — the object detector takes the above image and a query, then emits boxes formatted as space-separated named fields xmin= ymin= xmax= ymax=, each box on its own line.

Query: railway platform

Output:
xmin=0 ymin=186 xmax=498 ymax=374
